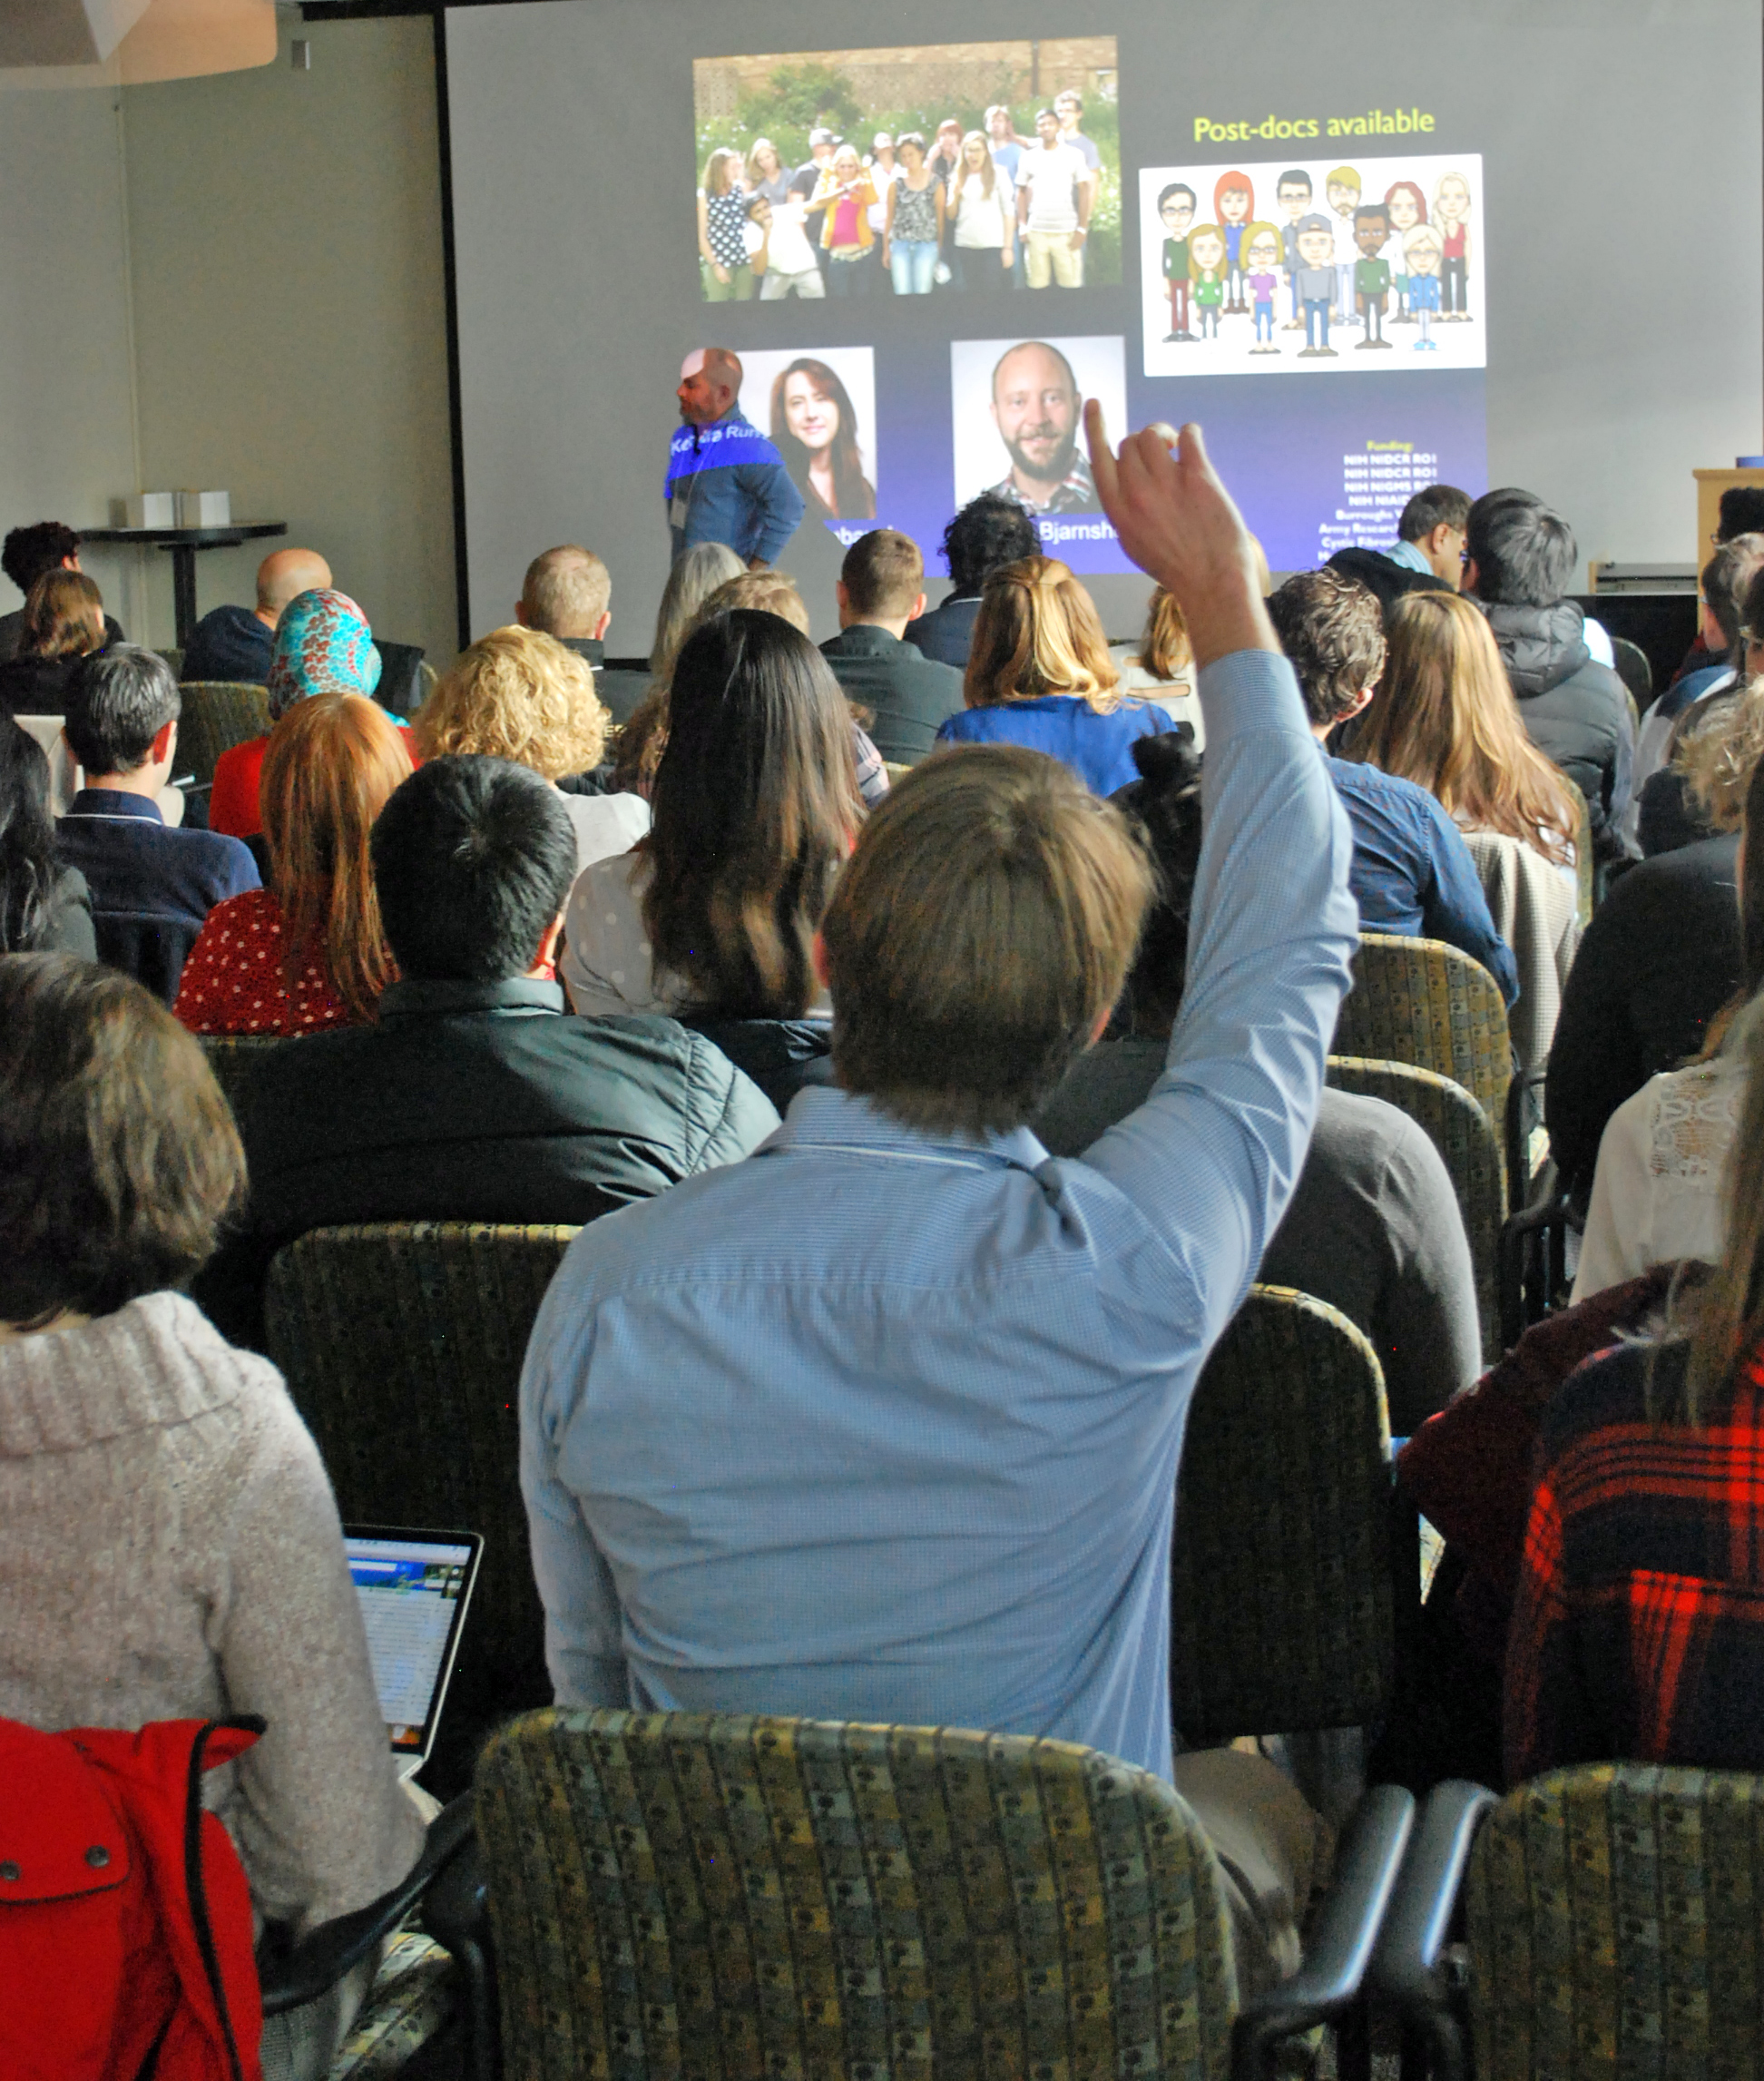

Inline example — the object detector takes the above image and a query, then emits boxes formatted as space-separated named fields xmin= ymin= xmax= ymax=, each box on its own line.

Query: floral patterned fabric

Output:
xmin=267 ymin=589 xmax=381 ymax=721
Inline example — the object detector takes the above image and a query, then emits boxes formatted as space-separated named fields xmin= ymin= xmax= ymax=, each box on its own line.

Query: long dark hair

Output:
xmin=0 ymin=720 xmax=61 ymax=953
xmin=769 ymin=358 xmax=877 ymax=522
xmin=642 ymin=609 xmax=859 ymax=1018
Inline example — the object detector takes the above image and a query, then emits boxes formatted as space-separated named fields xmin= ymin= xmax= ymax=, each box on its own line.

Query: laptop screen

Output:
xmin=345 ymin=1529 xmax=481 ymax=1755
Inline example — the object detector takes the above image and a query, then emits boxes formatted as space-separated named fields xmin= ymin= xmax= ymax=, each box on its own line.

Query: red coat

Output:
xmin=0 ymin=1716 xmax=265 ymax=2081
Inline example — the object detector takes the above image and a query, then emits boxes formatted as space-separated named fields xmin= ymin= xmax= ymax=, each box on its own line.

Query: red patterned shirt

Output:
xmin=173 ymin=887 xmax=367 ymax=1036
xmin=1505 ymin=1336 xmax=1764 ymax=1782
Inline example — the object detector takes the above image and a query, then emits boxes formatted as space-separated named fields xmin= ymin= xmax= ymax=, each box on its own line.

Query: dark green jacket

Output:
xmin=819 ymin=624 xmax=965 ymax=764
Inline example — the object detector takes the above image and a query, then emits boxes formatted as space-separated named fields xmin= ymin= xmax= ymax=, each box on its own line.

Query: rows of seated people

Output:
xmin=5 ymin=442 xmax=1764 ymax=2073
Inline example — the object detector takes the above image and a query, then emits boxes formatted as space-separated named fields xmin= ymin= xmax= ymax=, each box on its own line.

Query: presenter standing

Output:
xmin=665 ymin=348 xmax=805 ymax=567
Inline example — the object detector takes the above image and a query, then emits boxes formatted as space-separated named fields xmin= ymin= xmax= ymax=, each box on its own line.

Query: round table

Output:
xmin=81 ymin=523 xmax=289 ymax=647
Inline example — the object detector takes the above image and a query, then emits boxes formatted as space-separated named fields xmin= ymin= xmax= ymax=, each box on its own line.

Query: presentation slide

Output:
xmin=444 ymin=0 xmax=1761 ymax=643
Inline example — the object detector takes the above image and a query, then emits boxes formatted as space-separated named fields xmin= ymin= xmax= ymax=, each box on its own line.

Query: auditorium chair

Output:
xmin=1332 ymin=933 xmax=1514 ymax=1189
xmin=1367 ymin=1764 xmax=1764 ymax=2080
xmin=175 ymin=681 xmax=270 ymax=788
xmin=1327 ymin=1055 xmax=1503 ymax=1363
xmin=262 ymin=1221 xmax=578 ymax=1791
xmin=197 ymin=1032 xmax=287 ymax=1120
xmin=450 ymin=1708 xmax=1413 ymax=2081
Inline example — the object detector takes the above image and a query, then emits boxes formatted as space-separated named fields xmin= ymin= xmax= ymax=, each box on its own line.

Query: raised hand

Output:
xmin=1084 ymin=404 xmax=1277 ymax=668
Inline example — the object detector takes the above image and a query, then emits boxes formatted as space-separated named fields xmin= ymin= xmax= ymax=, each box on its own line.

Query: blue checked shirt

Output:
xmin=520 ymin=647 xmax=1357 ymax=1782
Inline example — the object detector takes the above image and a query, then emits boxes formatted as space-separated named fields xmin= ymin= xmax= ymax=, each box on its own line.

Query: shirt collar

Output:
xmin=64 ymin=789 xmax=164 ymax=823
xmin=828 ymin=623 xmax=902 ymax=654
xmin=760 ymin=1084 xmax=1052 ymax=1172
xmin=377 ymin=977 xmax=564 ymax=1020
xmin=1386 ymin=539 xmax=1435 ymax=575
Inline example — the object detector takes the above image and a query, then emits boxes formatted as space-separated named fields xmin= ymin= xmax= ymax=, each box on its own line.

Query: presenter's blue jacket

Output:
xmin=936 ymin=692 xmax=1178 ymax=797
xmin=666 ymin=407 xmax=805 ymax=564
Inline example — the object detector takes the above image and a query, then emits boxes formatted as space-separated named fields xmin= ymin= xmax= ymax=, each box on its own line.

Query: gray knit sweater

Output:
xmin=0 ymin=1291 xmax=425 ymax=1930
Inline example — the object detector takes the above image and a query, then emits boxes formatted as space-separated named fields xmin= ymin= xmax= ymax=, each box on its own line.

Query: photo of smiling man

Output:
xmin=951 ymin=336 xmax=1123 ymax=518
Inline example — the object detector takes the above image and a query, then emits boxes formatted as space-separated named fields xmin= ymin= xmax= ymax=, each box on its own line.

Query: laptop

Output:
xmin=345 ymin=1526 xmax=484 ymax=1781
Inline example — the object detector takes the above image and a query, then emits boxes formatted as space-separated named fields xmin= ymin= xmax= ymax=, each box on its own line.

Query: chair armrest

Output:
xmin=259 ymin=1792 xmax=475 ymax=2017
xmin=1367 ymin=1779 xmax=1495 ymax=2007
xmin=423 ymin=1834 xmax=500 ymax=2081
xmin=1230 ymin=1782 xmax=1414 ymax=2080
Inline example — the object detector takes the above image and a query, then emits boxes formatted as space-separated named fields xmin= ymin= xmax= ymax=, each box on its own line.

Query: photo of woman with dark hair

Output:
xmin=769 ymin=357 xmax=877 ymax=523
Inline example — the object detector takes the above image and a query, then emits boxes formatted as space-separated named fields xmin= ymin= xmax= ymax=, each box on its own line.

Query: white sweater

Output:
xmin=0 ymin=1293 xmax=424 ymax=1931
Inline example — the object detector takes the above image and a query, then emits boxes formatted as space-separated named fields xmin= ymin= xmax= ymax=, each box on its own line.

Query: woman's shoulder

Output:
xmin=1541 ymin=1335 xmax=1671 ymax=1463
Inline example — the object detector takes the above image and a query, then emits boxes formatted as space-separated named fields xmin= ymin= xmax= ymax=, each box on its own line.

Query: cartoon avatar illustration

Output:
xmin=1403 ymin=223 xmax=1444 ymax=349
xmin=1434 ymin=171 xmax=1473 ymax=318
xmin=1293 ymin=212 xmax=1338 ymax=357
xmin=1158 ymin=182 xmax=1197 ymax=342
xmin=1384 ymin=180 xmax=1426 ymax=320
xmin=1352 ymin=204 xmax=1393 ymax=348
xmin=1187 ymin=222 xmax=1227 ymax=338
xmin=1242 ymin=221 xmax=1282 ymax=351
xmin=1213 ymin=170 xmax=1253 ymax=313
xmin=1275 ymin=167 xmax=1312 ymax=329
xmin=1325 ymin=164 xmax=1361 ymax=324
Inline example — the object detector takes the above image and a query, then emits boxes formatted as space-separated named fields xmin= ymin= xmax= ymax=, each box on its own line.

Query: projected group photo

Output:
xmin=1138 ymin=153 xmax=1485 ymax=378
xmin=692 ymin=36 xmax=1121 ymax=300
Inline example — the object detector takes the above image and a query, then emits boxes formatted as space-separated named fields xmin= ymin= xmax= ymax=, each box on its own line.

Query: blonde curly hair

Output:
xmin=1676 ymin=673 xmax=1764 ymax=831
xmin=416 ymin=624 xmax=608 ymax=781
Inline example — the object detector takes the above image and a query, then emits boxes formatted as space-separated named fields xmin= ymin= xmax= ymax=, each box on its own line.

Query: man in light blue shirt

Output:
xmin=521 ymin=412 xmax=1357 ymax=1783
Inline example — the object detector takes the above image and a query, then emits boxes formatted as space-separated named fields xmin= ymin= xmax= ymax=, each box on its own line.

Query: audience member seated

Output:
xmin=1111 ymin=585 xmax=1202 ymax=747
xmin=0 ymin=718 xmax=94 ymax=957
xmin=1463 ymin=487 xmax=1634 ymax=864
xmin=1342 ymin=587 xmax=1581 ymax=1063
xmin=1269 ymin=568 xmax=1518 ymax=1006
xmin=1666 ymin=486 xmax=1764 ymax=687
xmin=519 ymin=416 xmax=1357 ymax=1802
xmin=0 ymin=954 xmax=424 ymax=2071
xmin=210 ymin=589 xmax=384 ymax=840
xmin=175 ymin=692 xmax=410 ymax=1036
xmin=1546 ymin=822 xmax=1743 ymax=1203
xmin=181 ymin=546 xmax=333 ymax=686
xmin=415 ymin=624 xmax=647 ymax=872
xmin=512 ymin=544 xmax=652 ymax=724
xmin=1033 ymin=732 xmax=1478 ymax=1434
xmin=1326 ymin=481 xmax=1468 ymax=611
xmin=616 ymin=568 xmax=889 ymax=808
xmin=647 ymin=540 xmax=744 ymax=689
xmin=1639 ymin=670 xmax=1764 ymax=861
xmin=935 ymin=554 xmax=1177 ymax=794
xmin=56 ymin=648 xmax=258 ymax=951
xmin=1622 ymin=536 xmax=1764 ymax=850
xmin=0 ymin=520 xmax=123 ymax=661
xmin=218 ymin=754 xmax=774 ymax=1291
xmin=903 ymin=493 xmax=1040 ymax=667
xmin=564 ymin=611 xmax=853 ymax=1106
xmin=818 ymin=529 xmax=965 ymax=763
xmin=1572 ymin=751 xmax=1764 ymax=1299
xmin=1506 ymin=1004 xmax=1764 ymax=1780
xmin=0 ymin=570 xmax=107 ymax=717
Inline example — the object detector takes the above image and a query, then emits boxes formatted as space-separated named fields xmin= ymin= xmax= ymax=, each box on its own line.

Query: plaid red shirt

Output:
xmin=1505 ymin=1336 xmax=1764 ymax=1784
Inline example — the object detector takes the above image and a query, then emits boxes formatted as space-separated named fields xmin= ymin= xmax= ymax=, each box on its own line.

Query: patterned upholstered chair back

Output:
xmin=263 ymin=1222 xmax=578 ymax=1706
xmin=197 ymin=1033 xmax=288 ymax=1122
xmin=475 ymin=1709 xmax=1239 ymax=2081
xmin=1327 ymin=1055 xmax=1503 ymax=1364
xmin=175 ymin=682 xmax=271 ymax=787
xmin=1333 ymin=932 xmax=1513 ymax=1159
xmin=1465 ymin=1763 xmax=1764 ymax=2078
xmin=1170 ymin=1287 xmax=1394 ymax=1747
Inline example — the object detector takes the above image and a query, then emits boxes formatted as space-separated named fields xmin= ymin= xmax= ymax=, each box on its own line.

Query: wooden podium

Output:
xmin=1694 ymin=467 xmax=1764 ymax=570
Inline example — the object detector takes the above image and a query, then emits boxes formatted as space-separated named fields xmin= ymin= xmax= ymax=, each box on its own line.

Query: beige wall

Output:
xmin=119 ymin=14 xmax=456 ymax=664
xmin=0 ymin=87 xmax=142 ymax=629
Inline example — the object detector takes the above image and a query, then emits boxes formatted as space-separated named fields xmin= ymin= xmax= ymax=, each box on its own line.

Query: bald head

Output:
xmin=518 ymin=545 xmax=612 ymax=639
xmin=677 ymin=346 xmax=744 ymax=427
xmin=257 ymin=547 xmax=332 ymax=623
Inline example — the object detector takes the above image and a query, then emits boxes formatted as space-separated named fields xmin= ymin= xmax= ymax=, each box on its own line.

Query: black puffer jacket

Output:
xmin=1326 ymin=545 xmax=1453 ymax=614
xmin=1483 ymin=600 xmax=1634 ymax=860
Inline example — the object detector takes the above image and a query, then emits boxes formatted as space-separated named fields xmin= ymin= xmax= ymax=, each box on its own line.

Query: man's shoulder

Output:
xmin=1328 ymin=754 xmax=1436 ymax=820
